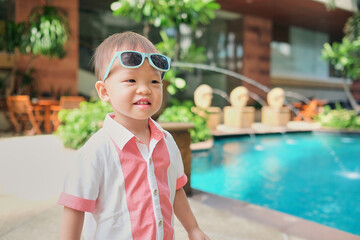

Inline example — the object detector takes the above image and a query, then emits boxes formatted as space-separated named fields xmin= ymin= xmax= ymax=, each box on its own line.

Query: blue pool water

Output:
xmin=191 ymin=132 xmax=360 ymax=235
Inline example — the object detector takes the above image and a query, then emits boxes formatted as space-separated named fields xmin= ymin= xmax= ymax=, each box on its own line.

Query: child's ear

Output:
xmin=95 ymin=81 xmax=110 ymax=102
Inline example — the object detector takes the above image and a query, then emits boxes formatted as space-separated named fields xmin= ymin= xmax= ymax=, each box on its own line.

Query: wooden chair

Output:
xmin=0 ymin=98 xmax=15 ymax=131
xmin=6 ymin=95 xmax=43 ymax=135
xmin=50 ymin=96 xmax=87 ymax=130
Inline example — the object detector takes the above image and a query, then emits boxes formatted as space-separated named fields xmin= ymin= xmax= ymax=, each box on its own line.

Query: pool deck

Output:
xmin=0 ymin=132 xmax=359 ymax=240
xmin=191 ymin=190 xmax=360 ymax=240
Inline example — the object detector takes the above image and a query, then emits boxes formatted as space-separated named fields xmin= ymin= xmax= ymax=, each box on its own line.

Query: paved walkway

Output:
xmin=0 ymin=134 xmax=357 ymax=240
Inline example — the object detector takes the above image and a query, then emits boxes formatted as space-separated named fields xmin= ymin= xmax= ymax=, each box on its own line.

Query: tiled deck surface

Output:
xmin=0 ymin=132 xmax=359 ymax=240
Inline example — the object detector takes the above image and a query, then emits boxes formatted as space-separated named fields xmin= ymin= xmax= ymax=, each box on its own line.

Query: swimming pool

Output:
xmin=191 ymin=132 xmax=360 ymax=235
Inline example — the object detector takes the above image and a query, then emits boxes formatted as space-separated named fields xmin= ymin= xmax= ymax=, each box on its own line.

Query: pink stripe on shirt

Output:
xmin=114 ymin=138 xmax=157 ymax=240
xmin=58 ymin=192 xmax=96 ymax=212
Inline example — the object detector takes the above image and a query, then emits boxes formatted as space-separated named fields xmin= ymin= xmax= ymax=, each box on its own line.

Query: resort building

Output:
xmin=0 ymin=0 xmax=358 ymax=129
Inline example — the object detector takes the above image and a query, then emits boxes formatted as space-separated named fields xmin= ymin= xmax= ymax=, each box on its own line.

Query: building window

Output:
xmin=186 ymin=11 xmax=244 ymax=106
xmin=271 ymin=25 xmax=330 ymax=79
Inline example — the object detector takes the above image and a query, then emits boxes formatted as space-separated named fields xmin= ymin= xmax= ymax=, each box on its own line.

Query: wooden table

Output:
xmin=33 ymin=99 xmax=59 ymax=133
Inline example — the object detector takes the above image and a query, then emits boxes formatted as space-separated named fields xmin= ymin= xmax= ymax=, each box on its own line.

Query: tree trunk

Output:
xmin=143 ymin=23 xmax=150 ymax=39
xmin=6 ymin=53 xmax=18 ymax=97
xmin=342 ymin=78 xmax=360 ymax=113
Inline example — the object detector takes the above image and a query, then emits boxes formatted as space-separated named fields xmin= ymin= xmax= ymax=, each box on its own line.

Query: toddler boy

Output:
xmin=58 ymin=32 xmax=210 ymax=240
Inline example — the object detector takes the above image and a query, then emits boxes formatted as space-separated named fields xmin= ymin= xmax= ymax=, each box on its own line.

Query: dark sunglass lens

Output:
xmin=150 ymin=55 xmax=169 ymax=70
xmin=121 ymin=52 xmax=142 ymax=66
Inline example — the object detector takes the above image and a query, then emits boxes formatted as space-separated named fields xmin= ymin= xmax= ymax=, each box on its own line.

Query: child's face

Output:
xmin=96 ymin=49 xmax=163 ymax=124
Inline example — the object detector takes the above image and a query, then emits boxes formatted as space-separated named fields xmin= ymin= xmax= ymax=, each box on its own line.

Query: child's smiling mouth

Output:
xmin=134 ymin=98 xmax=151 ymax=106
xmin=136 ymin=101 xmax=150 ymax=105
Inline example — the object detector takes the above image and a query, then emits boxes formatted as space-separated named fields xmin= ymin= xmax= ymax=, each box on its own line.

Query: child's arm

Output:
xmin=174 ymin=188 xmax=210 ymax=240
xmin=60 ymin=207 xmax=85 ymax=240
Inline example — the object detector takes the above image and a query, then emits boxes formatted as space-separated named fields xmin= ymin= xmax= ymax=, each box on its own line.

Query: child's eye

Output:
xmin=151 ymin=80 xmax=160 ymax=84
xmin=125 ymin=79 xmax=136 ymax=83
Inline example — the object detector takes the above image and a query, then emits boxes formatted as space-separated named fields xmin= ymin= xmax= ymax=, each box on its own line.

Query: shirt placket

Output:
xmin=136 ymin=138 xmax=164 ymax=240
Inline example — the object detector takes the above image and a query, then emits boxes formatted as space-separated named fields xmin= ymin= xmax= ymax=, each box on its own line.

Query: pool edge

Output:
xmin=190 ymin=189 xmax=360 ymax=240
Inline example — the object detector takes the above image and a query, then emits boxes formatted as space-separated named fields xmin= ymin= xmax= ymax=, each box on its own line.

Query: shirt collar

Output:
xmin=148 ymin=118 xmax=163 ymax=142
xmin=102 ymin=113 xmax=165 ymax=150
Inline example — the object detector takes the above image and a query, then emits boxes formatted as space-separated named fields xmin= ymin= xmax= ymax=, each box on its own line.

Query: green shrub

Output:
xmin=316 ymin=104 xmax=360 ymax=129
xmin=158 ymin=100 xmax=212 ymax=143
xmin=56 ymin=99 xmax=212 ymax=149
xmin=56 ymin=100 xmax=113 ymax=149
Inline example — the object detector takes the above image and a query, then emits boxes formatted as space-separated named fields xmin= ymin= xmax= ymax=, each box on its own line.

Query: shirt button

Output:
xmin=158 ymin=220 xmax=163 ymax=226
xmin=149 ymin=158 xmax=153 ymax=164
xmin=153 ymin=189 xmax=158 ymax=195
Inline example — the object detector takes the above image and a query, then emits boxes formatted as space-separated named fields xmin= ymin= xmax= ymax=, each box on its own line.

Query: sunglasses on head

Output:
xmin=103 ymin=50 xmax=171 ymax=81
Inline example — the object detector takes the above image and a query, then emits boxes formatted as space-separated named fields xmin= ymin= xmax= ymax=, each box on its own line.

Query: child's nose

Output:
xmin=136 ymin=83 xmax=152 ymax=95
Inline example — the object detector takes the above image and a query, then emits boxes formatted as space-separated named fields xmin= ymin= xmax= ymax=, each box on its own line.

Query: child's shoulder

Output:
xmin=76 ymin=128 xmax=115 ymax=162
xmin=151 ymin=120 xmax=172 ymax=139
xmin=152 ymin=121 xmax=177 ymax=147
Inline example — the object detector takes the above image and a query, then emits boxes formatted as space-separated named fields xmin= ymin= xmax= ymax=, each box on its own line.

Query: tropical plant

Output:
xmin=322 ymin=0 xmax=360 ymax=113
xmin=111 ymin=0 xmax=219 ymax=38
xmin=344 ymin=0 xmax=360 ymax=41
xmin=322 ymin=37 xmax=360 ymax=113
xmin=158 ymin=100 xmax=212 ymax=143
xmin=16 ymin=67 xmax=38 ymax=97
xmin=316 ymin=103 xmax=360 ymax=129
xmin=108 ymin=0 xmax=217 ymax=143
xmin=344 ymin=11 xmax=360 ymax=42
xmin=110 ymin=0 xmax=219 ymax=95
xmin=0 ymin=4 xmax=70 ymax=97
xmin=56 ymin=100 xmax=113 ymax=149
xmin=0 ymin=21 xmax=28 ymax=97
xmin=56 ymin=98 xmax=211 ymax=148
xmin=0 ymin=21 xmax=28 ymax=53
xmin=322 ymin=38 xmax=360 ymax=80
xmin=155 ymin=31 xmax=207 ymax=94
xmin=26 ymin=5 xmax=69 ymax=58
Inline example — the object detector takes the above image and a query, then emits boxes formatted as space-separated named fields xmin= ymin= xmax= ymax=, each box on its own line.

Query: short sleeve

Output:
xmin=58 ymin=147 xmax=102 ymax=212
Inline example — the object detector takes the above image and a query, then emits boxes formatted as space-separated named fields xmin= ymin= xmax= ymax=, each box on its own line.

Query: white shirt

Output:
xmin=58 ymin=113 xmax=187 ymax=240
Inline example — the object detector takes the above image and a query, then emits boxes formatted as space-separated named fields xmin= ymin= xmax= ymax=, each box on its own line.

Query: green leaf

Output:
xmin=174 ymin=77 xmax=186 ymax=89
xmin=110 ymin=2 xmax=122 ymax=11
xmin=322 ymin=36 xmax=360 ymax=80
xmin=167 ymin=84 xmax=177 ymax=95
xmin=316 ymin=104 xmax=360 ymax=129
xmin=56 ymin=100 xmax=113 ymax=149
xmin=158 ymin=100 xmax=212 ymax=143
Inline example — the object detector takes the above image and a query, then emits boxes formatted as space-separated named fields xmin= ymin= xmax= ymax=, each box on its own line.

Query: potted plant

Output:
xmin=158 ymin=100 xmax=212 ymax=143
xmin=0 ymin=4 xmax=70 ymax=98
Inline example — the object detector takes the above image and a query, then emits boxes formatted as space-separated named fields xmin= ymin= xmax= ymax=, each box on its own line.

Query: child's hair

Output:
xmin=93 ymin=31 xmax=159 ymax=81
